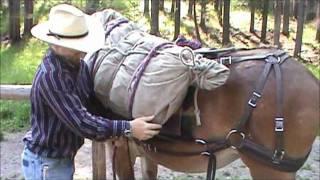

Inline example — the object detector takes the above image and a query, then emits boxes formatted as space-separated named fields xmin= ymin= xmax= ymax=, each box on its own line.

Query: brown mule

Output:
xmin=108 ymin=48 xmax=319 ymax=180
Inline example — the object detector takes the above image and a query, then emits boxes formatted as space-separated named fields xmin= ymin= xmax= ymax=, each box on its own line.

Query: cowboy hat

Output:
xmin=31 ymin=4 xmax=105 ymax=53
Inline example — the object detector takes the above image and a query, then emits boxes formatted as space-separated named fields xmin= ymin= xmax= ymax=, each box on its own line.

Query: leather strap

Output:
xmin=206 ymin=152 xmax=216 ymax=180
xmin=273 ymin=62 xmax=285 ymax=163
xmin=239 ymin=138 xmax=310 ymax=172
xmin=235 ymin=61 xmax=273 ymax=132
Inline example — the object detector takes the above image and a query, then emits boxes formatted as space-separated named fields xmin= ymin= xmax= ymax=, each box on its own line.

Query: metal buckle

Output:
xmin=265 ymin=56 xmax=281 ymax=64
xmin=226 ymin=129 xmax=245 ymax=150
xmin=272 ymin=150 xmax=285 ymax=164
xmin=248 ymin=92 xmax=261 ymax=108
xmin=275 ymin=117 xmax=284 ymax=132
xmin=200 ymin=151 xmax=211 ymax=156
xmin=195 ymin=139 xmax=211 ymax=157
xmin=179 ymin=47 xmax=195 ymax=67
xmin=219 ymin=56 xmax=232 ymax=65
xmin=195 ymin=139 xmax=207 ymax=145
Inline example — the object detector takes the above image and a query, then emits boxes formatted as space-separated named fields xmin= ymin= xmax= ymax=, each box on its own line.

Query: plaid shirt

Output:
xmin=23 ymin=49 xmax=129 ymax=158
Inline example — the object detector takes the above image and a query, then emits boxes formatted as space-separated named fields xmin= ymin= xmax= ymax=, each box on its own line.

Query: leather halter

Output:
xmin=136 ymin=48 xmax=310 ymax=180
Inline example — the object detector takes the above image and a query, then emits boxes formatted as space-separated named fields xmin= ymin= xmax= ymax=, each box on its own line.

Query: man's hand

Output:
xmin=130 ymin=116 xmax=162 ymax=141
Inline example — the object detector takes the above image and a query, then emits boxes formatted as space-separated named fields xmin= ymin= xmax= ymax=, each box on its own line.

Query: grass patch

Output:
xmin=0 ymin=38 xmax=47 ymax=84
xmin=305 ymin=64 xmax=320 ymax=79
xmin=0 ymin=100 xmax=30 ymax=133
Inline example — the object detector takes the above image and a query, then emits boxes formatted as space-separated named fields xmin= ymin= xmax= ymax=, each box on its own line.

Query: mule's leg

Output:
xmin=140 ymin=157 xmax=158 ymax=180
xmin=106 ymin=140 xmax=136 ymax=180
xmin=240 ymin=155 xmax=296 ymax=180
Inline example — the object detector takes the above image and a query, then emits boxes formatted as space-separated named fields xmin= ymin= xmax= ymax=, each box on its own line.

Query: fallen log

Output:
xmin=0 ymin=85 xmax=32 ymax=100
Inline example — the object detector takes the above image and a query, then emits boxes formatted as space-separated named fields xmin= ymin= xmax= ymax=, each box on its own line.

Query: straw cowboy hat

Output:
xmin=31 ymin=4 xmax=104 ymax=53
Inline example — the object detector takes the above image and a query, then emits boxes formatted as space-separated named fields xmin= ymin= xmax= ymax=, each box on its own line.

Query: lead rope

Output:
xmin=206 ymin=152 xmax=217 ymax=180
xmin=194 ymin=87 xmax=201 ymax=126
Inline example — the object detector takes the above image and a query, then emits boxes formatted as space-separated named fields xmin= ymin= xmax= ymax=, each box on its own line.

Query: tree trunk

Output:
xmin=249 ymin=0 xmax=256 ymax=33
xmin=159 ymin=0 xmax=164 ymax=11
xmin=261 ymin=0 xmax=269 ymax=43
xmin=24 ymin=0 xmax=33 ymax=37
xmin=222 ymin=0 xmax=230 ymax=46
xmin=171 ymin=0 xmax=175 ymax=15
xmin=144 ymin=0 xmax=150 ymax=17
xmin=293 ymin=0 xmax=299 ymax=18
xmin=199 ymin=0 xmax=207 ymax=32
xmin=282 ymin=0 xmax=290 ymax=36
xmin=294 ymin=1 xmax=306 ymax=57
xmin=9 ymin=0 xmax=21 ymax=43
xmin=290 ymin=0 xmax=295 ymax=17
xmin=188 ymin=0 xmax=194 ymax=17
xmin=85 ymin=0 xmax=99 ymax=14
xmin=214 ymin=0 xmax=219 ymax=12
xmin=193 ymin=1 xmax=202 ymax=43
xmin=150 ymin=0 xmax=160 ymax=36
xmin=274 ymin=0 xmax=282 ymax=47
xmin=316 ymin=0 xmax=320 ymax=42
xmin=173 ymin=0 xmax=181 ymax=40
xmin=218 ymin=0 xmax=223 ymax=25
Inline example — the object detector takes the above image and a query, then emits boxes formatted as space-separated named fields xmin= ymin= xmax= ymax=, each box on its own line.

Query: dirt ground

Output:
xmin=0 ymin=131 xmax=319 ymax=180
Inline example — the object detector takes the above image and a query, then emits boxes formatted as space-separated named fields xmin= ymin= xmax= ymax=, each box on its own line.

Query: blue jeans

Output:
xmin=21 ymin=146 xmax=74 ymax=180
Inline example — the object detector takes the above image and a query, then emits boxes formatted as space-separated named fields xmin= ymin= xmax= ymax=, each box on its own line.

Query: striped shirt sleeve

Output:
xmin=38 ymin=70 xmax=130 ymax=141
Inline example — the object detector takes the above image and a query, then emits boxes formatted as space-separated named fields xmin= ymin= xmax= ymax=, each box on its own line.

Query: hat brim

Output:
xmin=31 ymin=15 xmax=105 ymax=53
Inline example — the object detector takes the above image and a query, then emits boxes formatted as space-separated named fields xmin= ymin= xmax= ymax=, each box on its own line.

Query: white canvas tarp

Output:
xmin=87 ymin=9 xmax=230 ymax=124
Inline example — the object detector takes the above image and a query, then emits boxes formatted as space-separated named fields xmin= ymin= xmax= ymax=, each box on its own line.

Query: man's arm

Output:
xmin=39 ymin=71 xmax=129 ymax=141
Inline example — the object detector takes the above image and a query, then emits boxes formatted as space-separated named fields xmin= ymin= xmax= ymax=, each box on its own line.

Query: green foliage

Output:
xmin=0 ymin=4 xmax=9 ymax=35
xmin=0 ymin=100 xmax=30 ymax=133
xmin=305 ymin=64 xmax=320 ymax=79
xmin=0 ymin=38 xmax=47 ymax=84
xmin=101 ymin=0 xmax=140 ymax=21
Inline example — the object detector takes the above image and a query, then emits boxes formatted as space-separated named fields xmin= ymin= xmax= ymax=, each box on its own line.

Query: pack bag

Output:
xmin=87 ymin=9 xmax=230 ymax=124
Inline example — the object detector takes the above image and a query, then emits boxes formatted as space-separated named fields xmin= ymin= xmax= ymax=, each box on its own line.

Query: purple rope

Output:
xmin=175 ymin=35 xmax=202 ymax=50
xmin=128 ymin=42 xmax=173 ymax=117
xmin=105 ymin=19 xmax=129 ymax=38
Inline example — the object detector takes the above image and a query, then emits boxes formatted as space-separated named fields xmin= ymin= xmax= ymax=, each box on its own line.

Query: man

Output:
xmin=21 ymin=4 xmax=161 ymax=180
